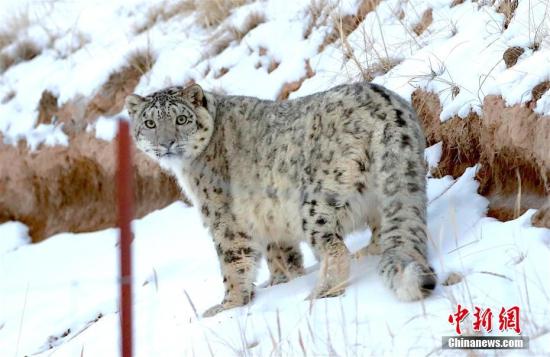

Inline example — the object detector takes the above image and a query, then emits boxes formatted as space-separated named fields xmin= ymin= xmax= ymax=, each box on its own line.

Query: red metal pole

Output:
xmin=117 ymin=119 xmax=133 ymax=357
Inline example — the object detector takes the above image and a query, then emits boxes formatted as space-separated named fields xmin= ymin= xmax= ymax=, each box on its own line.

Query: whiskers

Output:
xmin=157 ymin=146 xmax=185 ymax=160
xmin=137 ymin=141 xmax=165 ymax=159
xmin=173 ymin=143 xmax=186 ymax=152
xmin=135 ymin=137 xmax=187 ymax=163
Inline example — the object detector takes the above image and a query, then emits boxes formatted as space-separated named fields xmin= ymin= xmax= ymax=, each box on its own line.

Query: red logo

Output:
xmin=499 ymin=306 xmax=521 ymax=334
xmin=448 ymin=304 xmax=469 ymax=335
xmin=449 ymin=305 xmax=521 ymax=335
xmin=473 ymin=307 xmax=493 ymax=332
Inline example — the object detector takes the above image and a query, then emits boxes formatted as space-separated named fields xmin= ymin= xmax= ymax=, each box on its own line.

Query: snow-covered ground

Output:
xmin=1 ymin=0 xmax=550 ymax=146
xmin=1 ymin=0 xmax=550 ymax=355
xmin=1 ymin=163 xmax=549 ymax=356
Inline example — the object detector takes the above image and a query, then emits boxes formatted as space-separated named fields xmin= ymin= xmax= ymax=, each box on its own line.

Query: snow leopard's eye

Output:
xmin=144 ymin=119 xmax=156 ymax=129
xmin=176 ymin=115 xmax=190 ymax=125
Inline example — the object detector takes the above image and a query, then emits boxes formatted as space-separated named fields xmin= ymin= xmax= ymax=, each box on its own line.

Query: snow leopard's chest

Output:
xmin=231 ymin=183 xmax=304 ymax=243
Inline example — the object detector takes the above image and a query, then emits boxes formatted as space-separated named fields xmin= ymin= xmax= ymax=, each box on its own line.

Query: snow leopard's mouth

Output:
xmin=150 ymin=147 xmax=182 ymax=159
xmin=159 ymin=151 xmax=180 ymax=158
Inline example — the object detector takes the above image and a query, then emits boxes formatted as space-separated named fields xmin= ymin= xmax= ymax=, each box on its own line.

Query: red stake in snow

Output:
xmin=117 ymin=119 xmax=133 ymax=357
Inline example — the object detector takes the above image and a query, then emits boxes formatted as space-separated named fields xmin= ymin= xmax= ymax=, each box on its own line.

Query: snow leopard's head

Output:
xmin=125 ymin=84 xmax=215 ymax=166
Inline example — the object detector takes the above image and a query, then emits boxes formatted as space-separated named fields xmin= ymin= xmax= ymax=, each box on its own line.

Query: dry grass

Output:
xmin=277 ymin=60 xmax=314 ymax=100
xmin=412 ymin=89 xmax=550 ymax=221
xmin=56 ymin=31 xmax=90 ymax=59
xmin=0 ymin=40 xmax=41 ymax=73
xmin=0 ymin=131 xmax=184 ymax=242
xmin=214 ymin=67 xmax=229 ymax=78
xmin=496 ymin=0 xmax=518 ymax=29
xmin=127 ymin=48 xmax=156 ymax=77
xmin=412 ymin=8 xmax=433 ymax=36
xmin=267 ymin=59 xmax=279 ymax=73
xmin=0 ymin=34 xmax=11 ymax=52
xmin=1 ymin=90 xmax=16 ymax=104
xmin=528 ymin=80 xmax=550 ymax=107
xmin=195 ymin=0 xmax=249 ymax=28
xmin=228 ymin=12 xmax=265 ymax=42
xmin=502 ymin=46 xmax=524 ymax=68
xmin=103 ymin=50 xmax=154 ymax=97
xmin=14 ymin=40 xmax=40 ymax=62
xmin=345 ymin=49 xmax=400 ymax=81
xmin=207 ymin=11 xmax=265 ymax=57
xmin=208 ymin=35 xmax=234 ymax=58
xmin=323 ymin=0 xmax=381 ymax=51
xmin=0 ymin=12 xmax=36 ymax=72
xmin=83 ymin=48 xmax=156 ymax=123
xmin=135 ymin=0 xmax=196 ymax=33
xmin=0 ymin=54 xmax=14 ymax=73
xmin=531 ymin=198 xmax=550 ymax=228
xmin=335 ymin=1 xmax=401 ymax=82
xmin=0 ymin=12 xmax=30 ymax=50
xmin=37 ymin=90 xmax=59 ymax=126
xmin=367 ymin=57 xmax=400 ymax=79
xmin=304 ymin=0 xmax=337 ymax=39
xmin=0 ymin=32 xmax=13 ymax=52
xmin=529 ymin=0 xmax=550 ymax=51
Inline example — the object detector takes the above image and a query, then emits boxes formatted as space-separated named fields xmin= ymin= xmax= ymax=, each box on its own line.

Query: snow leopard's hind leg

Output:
xmin=301 ymin=192 xmax=351 ymax=299
xmin=266 ymin=241 xmax=305 ymax=285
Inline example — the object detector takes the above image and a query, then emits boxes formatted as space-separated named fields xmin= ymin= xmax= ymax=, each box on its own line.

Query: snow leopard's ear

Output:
xmin=184 ymin=84 xmax=207 ymax=108
xmin=125 ymin=94 xmax=145 ymax=117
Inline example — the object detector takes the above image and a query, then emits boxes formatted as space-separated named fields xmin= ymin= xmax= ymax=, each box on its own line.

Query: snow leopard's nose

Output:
xmin=160 ymin=140 xmax=175 ymax=150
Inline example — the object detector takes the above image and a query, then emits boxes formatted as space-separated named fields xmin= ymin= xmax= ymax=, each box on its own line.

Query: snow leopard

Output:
xmin=126 ymin=82 xmax=437 ymax=317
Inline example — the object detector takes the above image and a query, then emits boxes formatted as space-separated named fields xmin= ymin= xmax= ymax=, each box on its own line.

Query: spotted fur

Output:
xmin=126 ymin=82 xmax=437 ymax=316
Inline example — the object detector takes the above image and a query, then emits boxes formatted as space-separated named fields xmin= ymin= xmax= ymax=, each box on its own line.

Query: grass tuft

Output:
xmin=412 ymin=8 xmax=433 ymax=36
xmin=0 ymin=40 xmax=41 ymax=73
xmin=228 ymin=11 xmax=265 ymax=41
xmin=136 ymin=0 xmax=196 ymax=33
xmin=195 ymin=0 xmax=249 ymax=28
xmin=322 ymin=0 xmax=381 ymax=51
xmin=304 ymin=0 xmax=336 ymax=40
xmin=496 ymin=0 xmax=518 ymax=29
xmin=14 ymin=40 xmax=40 ymax=62
xmin=206 ymin=11 xmax=265 ymax=57
xmin=0 ymin=12 xmax=30 ymax=50
xmin=127 ymin=48 xmax=156 ymax=76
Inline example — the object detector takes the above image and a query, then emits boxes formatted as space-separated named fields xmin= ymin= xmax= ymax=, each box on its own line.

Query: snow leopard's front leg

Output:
xmin=194 ymin=180 xmax=261 ymax=317
xmin=203 ymin=218 xmax=261 ymax=317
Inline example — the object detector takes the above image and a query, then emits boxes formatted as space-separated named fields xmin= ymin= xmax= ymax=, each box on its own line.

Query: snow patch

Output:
xmin=424 ymin=141 xmax=443 ymax=171
xmin=0 ymin=221 xmax=30 ymax=253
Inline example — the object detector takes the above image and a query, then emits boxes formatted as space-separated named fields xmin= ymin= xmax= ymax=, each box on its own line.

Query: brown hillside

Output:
xmin=412 ymin=90 xmax=549 ymax=225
